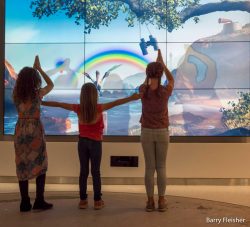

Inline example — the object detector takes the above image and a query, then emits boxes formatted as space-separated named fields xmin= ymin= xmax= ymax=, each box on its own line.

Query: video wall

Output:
xmin=4 ymin=0 xmax=250 ymax=136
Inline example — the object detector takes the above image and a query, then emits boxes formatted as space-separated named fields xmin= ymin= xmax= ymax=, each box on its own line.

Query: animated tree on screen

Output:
xmin=4 ymin=0 xmax=250 ymax=136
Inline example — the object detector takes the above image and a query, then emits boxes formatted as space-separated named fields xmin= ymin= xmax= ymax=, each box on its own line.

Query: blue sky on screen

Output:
xmin=5 ymin=0 xmax=250 ymax=74
xmin=6 ymin=0 xmax=250 ymax=42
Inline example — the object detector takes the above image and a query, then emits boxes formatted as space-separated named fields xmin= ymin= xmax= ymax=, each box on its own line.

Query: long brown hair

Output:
xmin=79 ymin=83 xmax=98 ymax=123
xmin=144 ymin=62 xmax=164 ymax=98
xmin=13 ymin=67 xmax=41 ymax=104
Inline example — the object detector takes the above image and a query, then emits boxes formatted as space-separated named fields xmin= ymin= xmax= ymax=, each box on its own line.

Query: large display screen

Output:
xmin=4 ymin=0 xmax=250 ymax=136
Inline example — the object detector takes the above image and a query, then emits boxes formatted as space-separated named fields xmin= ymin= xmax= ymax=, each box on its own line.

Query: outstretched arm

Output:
xmin=42 ymin=101 xmax=74 ymax=111
xmin=157 ymin=49 xmax=174 ymax=89
xmin=102 ymin=93 xmax=142 ymax=111
xmin=33 ymin=56 xmax=54 ymax=96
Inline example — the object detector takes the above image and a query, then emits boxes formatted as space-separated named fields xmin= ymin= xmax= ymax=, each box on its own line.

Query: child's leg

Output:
xmin=89 ymin=140 xmax=102 ymax=201
xmin=155 ymin=130 xmax=169 ymax=212
xmin=78 ymin=137 xmax=90 ymax=200
xmin=19 ymin=180 xmax=32 ymax=212
xmin=141 ymin=128 xmax=157 ymax=198
xmin=155 ymin=130 xmax=169 ymax=197
xmin=33 ymin=174 xmax=53 ymax=210
xmin=36 ymin=174 xmax=46 ymax=200
xmin=19 ymin=180 xmax=29 ymax=200
xmin=141 ymin=141 xmax=156 ymax=198
xmin=141 ymin=141 xmax=156 ymax=211
xmin=155 ymin=141 xmax=168 ymax=197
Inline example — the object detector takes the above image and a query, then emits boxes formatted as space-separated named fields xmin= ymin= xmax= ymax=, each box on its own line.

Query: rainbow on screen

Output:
xmin=72 ymin=49 xmax=149 ymax=86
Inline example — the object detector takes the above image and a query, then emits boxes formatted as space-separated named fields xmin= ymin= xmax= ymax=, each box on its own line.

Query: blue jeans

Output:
xmin=140 ymin=127 xmax=169 ymax=197
xmin=78 ymin=137 xmax=102 ymax=201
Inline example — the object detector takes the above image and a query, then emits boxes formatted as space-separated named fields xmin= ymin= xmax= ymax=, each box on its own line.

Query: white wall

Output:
xmin=0 ymin=141 xmax=250 ymax=179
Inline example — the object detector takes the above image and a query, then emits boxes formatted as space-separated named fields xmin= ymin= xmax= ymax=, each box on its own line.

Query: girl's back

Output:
xmin=139 ymin=84 xmax=172 ymax=129
xmin=15 ymin=98 xmax=41 ymax=119
xmin=72 ymin=103 xmax=104 ymax=141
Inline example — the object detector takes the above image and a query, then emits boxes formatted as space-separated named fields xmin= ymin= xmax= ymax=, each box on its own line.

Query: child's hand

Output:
xmin=130 ymin=93 xmax=142 ymax=100
xmin=33 ymin=55 xmax=42 ymax=71
xmin=156 ymin=49 xmax=164 ymax=63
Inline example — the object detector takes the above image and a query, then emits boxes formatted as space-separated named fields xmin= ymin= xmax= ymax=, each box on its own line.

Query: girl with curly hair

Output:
xmin=13 ymin=56 xmax=54 ymax=212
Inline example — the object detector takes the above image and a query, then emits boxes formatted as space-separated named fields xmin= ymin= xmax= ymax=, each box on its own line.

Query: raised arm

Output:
xmin=157 ymin=49 xmax=174 ymax=89
xmin=102 ymin=93 xmax=142 ymax=111
xmin=33 ymin=55 xmax=54 ymax=97
xmin=42 ymin=101 xmax=74 ymax=111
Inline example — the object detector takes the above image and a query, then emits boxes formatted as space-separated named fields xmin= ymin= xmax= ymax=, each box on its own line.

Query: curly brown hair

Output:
xmin=13 ymin=67 xmax=42 ymax=104
xmin=144 ymin=62 xmax=164 ymax=98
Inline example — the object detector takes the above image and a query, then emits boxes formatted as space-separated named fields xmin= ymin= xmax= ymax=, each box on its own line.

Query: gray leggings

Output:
xmin=140 ymin=127 xmax=169 ymax=197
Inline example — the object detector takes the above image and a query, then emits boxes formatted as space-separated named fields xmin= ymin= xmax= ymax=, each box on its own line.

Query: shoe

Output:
xmin=146 ymin=201 xmax=155 ymax=212
xmin=33 ymin=199 xmax=53 ymax=210
xmin=158 ymin=199 xmax=167 ymax=212
xmin=94 ymin=200 xmax=104 ymax=210
xmin=20 ymin=198 xmax=32 ymax=212
xmin=78 ymin=200 xmax=88 ymax=209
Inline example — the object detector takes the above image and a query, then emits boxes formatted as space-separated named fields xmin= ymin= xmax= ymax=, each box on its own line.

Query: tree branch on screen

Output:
xmin=29 ymin=0 xmax=250 ymax=33
xmin=220 ymin=92 xmax=250 ymax=130
xmin=180 ymin=1 xmax=250 ymax=25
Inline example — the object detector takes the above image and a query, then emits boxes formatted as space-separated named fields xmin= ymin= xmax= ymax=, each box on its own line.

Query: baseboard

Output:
xmin=0 ymin=176 xmax=250 ymax=185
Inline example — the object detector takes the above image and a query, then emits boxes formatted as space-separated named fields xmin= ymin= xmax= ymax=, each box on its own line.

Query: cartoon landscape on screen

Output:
xmin=4 ymin=0 xmax=250 ymax=136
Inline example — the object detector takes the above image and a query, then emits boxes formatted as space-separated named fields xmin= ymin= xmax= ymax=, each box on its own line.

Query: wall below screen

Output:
xmin=0 ymin=141 xmax=250 ymax=182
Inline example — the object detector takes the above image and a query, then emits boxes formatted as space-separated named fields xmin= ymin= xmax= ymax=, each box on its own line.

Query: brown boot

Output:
xmin=146 ymin=196 xmax=155 ymax=212
xmin=78 ymin=199 xmax=88 ymax=209
xmin=94 ymin=200 xmax=104 ymax=210
xmin=158 ymin=196 xmax=167 ymax=212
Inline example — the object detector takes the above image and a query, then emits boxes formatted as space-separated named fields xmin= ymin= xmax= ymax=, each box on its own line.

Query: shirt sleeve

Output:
xmin=72 ymin=104 xmax=80 ymax=114
xmin=97 ymin=104 xmax=103 ymax=113
xmin=139 ymin=84 xmax=145 ymax=93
